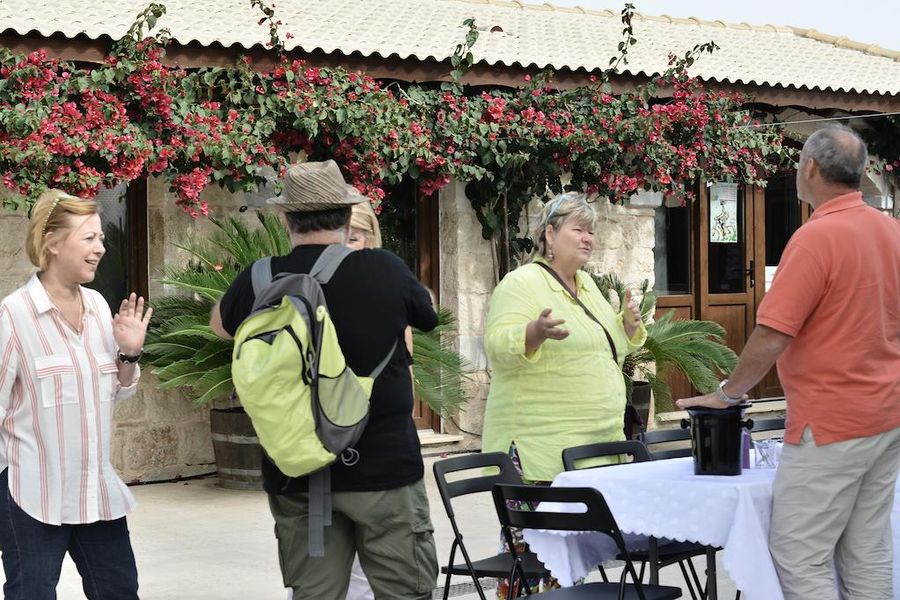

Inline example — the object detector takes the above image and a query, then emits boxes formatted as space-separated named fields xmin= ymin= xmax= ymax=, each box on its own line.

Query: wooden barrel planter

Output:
xmin=209 ymin=407 xmax=263 ymax=490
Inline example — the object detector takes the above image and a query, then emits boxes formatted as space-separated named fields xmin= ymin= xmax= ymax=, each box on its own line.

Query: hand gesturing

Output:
xmin=623 ymin=288 xmax=642 ymax=338
xmin=534 ymin=307 xmax=569 ymax=342
xmin=113 ymin=293 xmax=153 ymax=356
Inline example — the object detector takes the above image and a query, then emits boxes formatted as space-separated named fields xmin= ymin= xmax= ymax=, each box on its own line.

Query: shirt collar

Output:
xmin=27 ymin=273 xmax=95 ymax=315
xmin=810 ymin=191 xmax=865 ymax=220
xmin=533 ymin=258 xmax=591 ymax=294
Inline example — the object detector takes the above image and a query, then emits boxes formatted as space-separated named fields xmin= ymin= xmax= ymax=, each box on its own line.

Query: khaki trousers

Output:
xmin=770 ymin=425 xmax=900 ymax=600
xmin=269 ymin=478 xmax=438 ymax=600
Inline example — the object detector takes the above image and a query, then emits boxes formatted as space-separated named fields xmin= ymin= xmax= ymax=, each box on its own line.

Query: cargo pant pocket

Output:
xmin=274 ymin=525 xmax=296 ymax=588
xmin=412 ymin=517 xmax=438 ymax=595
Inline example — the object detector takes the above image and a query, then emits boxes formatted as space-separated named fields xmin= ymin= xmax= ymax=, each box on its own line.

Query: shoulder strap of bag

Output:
xmin=250 ymin=257 xmax=273 ymax=296
xmin=250 ymin=244 xmax=353 ymax=296
xmin=310 ymin=243 xmax=354 ymax=284
xmin=535 ymin=262 xmax=618 ymax=364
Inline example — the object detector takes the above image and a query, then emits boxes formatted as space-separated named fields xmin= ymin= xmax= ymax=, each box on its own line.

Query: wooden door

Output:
xmin=412 ymin=191 xmax=441 ymax=431
xmin=653 ymin=195 xmax=697 ymax=406
xmin=380 ymin=179 xmax=442 ymax=430
xmin=698 ymin=182 xmax=757 ymax=359
xmin=653 ymin=176 xmax=810 ymax=404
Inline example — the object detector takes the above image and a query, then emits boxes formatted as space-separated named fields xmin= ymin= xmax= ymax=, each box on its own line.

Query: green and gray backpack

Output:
xmin=231 ymin=243 xmax=396 ymax=556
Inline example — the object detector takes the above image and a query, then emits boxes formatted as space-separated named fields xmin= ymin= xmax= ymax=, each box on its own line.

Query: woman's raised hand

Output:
xmin=113 ymin=293 xmax=153 ymax=356
xmin=623 ymin=288 xmax=642 ymax=339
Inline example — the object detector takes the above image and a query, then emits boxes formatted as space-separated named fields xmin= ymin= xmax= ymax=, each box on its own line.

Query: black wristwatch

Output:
xmin=117 ymin=348 xmax=143 ymax=364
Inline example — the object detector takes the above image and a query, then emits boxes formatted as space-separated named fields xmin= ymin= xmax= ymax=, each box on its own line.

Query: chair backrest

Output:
xmin=640 ymin=427 xmax=693 ymax=460
xmin=749 ymin=416 xmax=785 ymax=437
xmin=561 ymin=440 xmax=652 ymax=472
xmin=433 ymin=452 xmax=522 ymax=522
xmin=491 ymin=483 xmax=647 ymax=597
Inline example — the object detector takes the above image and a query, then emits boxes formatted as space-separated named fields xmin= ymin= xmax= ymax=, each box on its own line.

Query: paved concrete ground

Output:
xmin=43 ymin=455 xmax=737 ymax=599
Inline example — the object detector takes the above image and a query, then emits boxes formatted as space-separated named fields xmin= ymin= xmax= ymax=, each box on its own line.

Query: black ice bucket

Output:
xmin=680 ymin=405 xmax=752 ymax=476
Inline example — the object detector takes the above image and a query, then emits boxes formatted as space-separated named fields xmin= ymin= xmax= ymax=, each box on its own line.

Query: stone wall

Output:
xmin=437 ymin=181 xmax=495 ymax=449
xmin=114 ymin=178 xmax=261 ymax=482
xmin=437 ymin=183 xmax=655 ymax=448
xmin=0 ymin=208 xmax=32 ymax=299
xmin=0 ymin=183 xmax=264 ymax=482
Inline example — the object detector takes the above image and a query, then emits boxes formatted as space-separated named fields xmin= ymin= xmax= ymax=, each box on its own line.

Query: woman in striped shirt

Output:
xmin=0 ymin=190 xmax=152 ymax=600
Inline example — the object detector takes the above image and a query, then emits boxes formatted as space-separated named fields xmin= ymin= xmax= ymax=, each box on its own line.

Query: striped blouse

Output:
xmin=0 ymin=274 xmax=139 ymax=525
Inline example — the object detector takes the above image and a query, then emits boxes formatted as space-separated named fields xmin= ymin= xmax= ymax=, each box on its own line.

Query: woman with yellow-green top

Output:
xmin=482 ymin=192 xmax=645 ymax=596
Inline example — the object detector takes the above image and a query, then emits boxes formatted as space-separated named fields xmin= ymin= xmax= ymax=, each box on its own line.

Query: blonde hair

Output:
xmin=349 ymin=190 xmax=382 ymax=249
xmin=26 ymin=189 xmax=99 ymax=271
xmin=534 ymin=192 xmax=597 ymax=257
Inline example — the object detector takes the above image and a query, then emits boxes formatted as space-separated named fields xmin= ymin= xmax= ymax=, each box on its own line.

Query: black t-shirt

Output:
xmin=219 ymin=244 xmax=438 ymax=494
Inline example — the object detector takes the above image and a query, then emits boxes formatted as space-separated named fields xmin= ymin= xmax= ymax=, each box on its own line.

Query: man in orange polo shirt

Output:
xmin=678 ymin=125 xmax=900 ymax=599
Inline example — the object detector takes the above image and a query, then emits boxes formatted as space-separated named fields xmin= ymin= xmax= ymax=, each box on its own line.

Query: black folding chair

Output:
xmin=492 ymin=483 xmax=683 ymax=600
xmin=640 ymin=427 xmax=693 ymax=460
xmin=748 ymin=416 xmax=785 ymax=437
xmin=433 ymin=452 xmax=550 ymax=600
xmin=561 ymin=440 xmax=652 ymax=472
xmin=561 ymin=441 xmax=706 ymax=600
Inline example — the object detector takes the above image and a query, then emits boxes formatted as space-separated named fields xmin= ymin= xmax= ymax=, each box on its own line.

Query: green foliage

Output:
xmin=449 ymin=18 xmax=479 ymax=84
xmin=1 ymin=1 xmax=795 ymax=273
xmin=593 ymin=272 xmax=737 ymax=413
xmin=145 ymin=211 xmax=469 ymax=415
xmin=412 ymin=307 xmax=470 ymax=417
xmin=144 ymin=210 xmax=287 ymax=405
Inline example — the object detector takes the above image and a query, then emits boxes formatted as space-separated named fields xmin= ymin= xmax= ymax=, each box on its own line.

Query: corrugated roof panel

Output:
xmin=1 ymin=0 xmax=897 ymax=95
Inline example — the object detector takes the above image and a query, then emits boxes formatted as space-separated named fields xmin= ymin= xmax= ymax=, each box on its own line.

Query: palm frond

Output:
xmin=192 ymin=365 xmax=234 ymax=407
xmin=411 ymin=307 xmax=470 ymax=417
xmin=147 ymin=210 xmax=470 ymax=414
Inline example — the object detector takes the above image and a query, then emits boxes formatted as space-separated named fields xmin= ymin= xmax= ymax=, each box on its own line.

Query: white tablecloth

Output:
xmin=523 ymin=457 xmax=900 ymax=600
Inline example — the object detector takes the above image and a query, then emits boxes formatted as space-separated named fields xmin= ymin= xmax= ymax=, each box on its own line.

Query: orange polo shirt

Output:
xmin=756 ymin=191 xmax=900 ymax=445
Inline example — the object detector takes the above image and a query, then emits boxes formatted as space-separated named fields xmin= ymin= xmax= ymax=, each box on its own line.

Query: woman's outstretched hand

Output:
xmin=525 ymin=307 xmax=569 ymax=355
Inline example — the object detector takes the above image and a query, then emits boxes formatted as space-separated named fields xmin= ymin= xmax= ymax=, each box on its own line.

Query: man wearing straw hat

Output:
xmin=211 ymin=160 xmax=439 ymax=600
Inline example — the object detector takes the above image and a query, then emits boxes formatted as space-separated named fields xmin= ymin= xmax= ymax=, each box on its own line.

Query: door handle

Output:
xmin=745 ymin=260 xmax=755 ymax=288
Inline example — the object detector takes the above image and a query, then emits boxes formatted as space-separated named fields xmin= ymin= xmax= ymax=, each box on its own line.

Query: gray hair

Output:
xmin=802 ymin=125 xmax=868 ymax=187
xmin=534 ymin=192 xmax=597 ymax=257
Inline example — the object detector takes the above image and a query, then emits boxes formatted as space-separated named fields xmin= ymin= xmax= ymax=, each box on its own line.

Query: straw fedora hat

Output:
xmin=267 ymin=160 xmax=365 ymax=212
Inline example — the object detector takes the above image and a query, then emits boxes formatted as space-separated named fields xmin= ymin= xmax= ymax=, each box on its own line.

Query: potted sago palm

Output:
xmin=592 ymin=273 xmax=738 ymax=429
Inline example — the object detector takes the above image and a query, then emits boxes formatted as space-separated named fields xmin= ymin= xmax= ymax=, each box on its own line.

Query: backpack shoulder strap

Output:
xmin=369 ymin=339 xmax=399 ymax=379
xmin=310 ymin=244 xmax=354 ymax=284
xmin=308 ymin=243 xmax=397 ymax=378
xmin=250 ymin=257 xmax=273 ymax=296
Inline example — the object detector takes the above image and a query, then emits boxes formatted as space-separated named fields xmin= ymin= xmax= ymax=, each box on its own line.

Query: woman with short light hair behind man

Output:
xmin=481 ymin=191 xmax=646 ymax=595
xmin=0 ymin=189 xmax=152 ymax=599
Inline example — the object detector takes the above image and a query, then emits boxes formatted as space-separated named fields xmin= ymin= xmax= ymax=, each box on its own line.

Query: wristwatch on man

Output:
xmin=716 ymin=379 xmax=744 ymax=406
xmin=117 ymin=348 xmax=143 ymax=364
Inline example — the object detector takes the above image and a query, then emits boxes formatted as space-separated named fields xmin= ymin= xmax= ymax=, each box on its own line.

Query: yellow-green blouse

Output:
xmin=482 ymin=260 xmax=647 ymax=482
